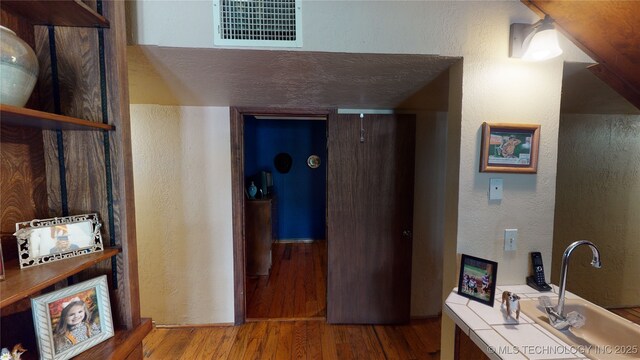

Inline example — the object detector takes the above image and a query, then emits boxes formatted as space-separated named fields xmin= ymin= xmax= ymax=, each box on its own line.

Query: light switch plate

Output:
xmin=504 ymin=229 xmax=517 ymax=251
xmin=489 ymin=178 xmax=503 ymax=200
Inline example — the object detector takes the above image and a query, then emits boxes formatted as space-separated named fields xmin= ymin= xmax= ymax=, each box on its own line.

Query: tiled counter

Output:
xmin=444 ymin=285 xmax=588 ymax=360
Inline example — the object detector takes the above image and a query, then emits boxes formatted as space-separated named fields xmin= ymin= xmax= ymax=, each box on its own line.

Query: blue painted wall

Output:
xmin=244 ymin=117 xmax=326 ymax=240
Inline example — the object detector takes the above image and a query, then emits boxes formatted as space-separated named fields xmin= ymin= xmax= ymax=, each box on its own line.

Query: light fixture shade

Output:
xmin=510 ymin=16 xmax=563 ymax=61
xmin=522 ymin=28 xmax=563 ymax=61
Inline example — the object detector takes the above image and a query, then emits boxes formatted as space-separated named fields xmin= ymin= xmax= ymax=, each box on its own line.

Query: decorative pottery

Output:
xmin=0 ymin=25 xmax=39 ymax=107
xmin=248 ymin=181 xmax=258 ymax=199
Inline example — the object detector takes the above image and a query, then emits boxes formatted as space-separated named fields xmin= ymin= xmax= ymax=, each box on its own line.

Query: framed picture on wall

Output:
xmin=480 ymin=122 xmax=541 ymax=173
xmin=457 ymin=254 xmax=498 ymax=306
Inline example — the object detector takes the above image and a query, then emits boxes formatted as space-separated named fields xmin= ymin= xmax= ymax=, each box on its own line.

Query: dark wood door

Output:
xmin=327 ymin=113 xmax=415 ymax=324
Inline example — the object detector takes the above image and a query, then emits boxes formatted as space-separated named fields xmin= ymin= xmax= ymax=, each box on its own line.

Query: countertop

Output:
xmin=444 ymin=284 xmax=591 ymax=360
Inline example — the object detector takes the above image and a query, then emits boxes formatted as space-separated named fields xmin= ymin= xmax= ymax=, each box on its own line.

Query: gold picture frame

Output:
xmin=480 ymin=122 xmax=541 ymax=173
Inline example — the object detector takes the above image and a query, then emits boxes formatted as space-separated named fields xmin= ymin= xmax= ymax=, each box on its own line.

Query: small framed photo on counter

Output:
xmin=458 ymin=254 xmax=498 ymax=306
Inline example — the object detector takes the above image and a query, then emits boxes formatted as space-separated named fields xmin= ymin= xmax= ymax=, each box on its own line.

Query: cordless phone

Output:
xmin=527 ymin=252 xmax=552 ymax=291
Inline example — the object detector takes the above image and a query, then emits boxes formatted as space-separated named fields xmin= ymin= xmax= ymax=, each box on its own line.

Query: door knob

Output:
xmin=403 ymin=230 xmax=413 ymax=239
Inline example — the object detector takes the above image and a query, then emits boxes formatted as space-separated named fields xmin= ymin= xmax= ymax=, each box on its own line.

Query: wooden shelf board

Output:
xmin=0 ymin=104 xmax=114 ymax=131
xmin=1 ymin=1 xmax=109 ymax=28
xmin=0 ymin=247 xmax=121 ymax=309
xmin=74 ymin=318 xmax=152 ymax=360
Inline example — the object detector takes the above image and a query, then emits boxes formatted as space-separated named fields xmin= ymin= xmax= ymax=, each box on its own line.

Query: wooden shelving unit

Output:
xmin=0 ymin=1 xmax=148 ymax=359
xmin=75 ymin=318 xmax=152 ymax=360
xmin=0 ymin=104 xmax=115 ymax=131
xmin=0 ymin=248 xmax=121 ymax=308
xmin=0 ymin=0 xmax=109 ymax=28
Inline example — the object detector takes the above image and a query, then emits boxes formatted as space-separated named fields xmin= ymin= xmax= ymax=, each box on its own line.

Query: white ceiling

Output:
xmin=127 ymin=46 xmax=638 ymax=115
xmin=127 ymin=46 xmax=458 ymax=109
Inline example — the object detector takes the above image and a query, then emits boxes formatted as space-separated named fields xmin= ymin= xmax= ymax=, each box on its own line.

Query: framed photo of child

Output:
xmin=457 ymin=254 xmax=498 ymax=306
xmin=31 ymin=275 xmax=114 ymax=359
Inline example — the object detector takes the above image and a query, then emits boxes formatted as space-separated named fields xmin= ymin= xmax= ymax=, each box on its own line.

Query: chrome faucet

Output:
xmin=543 ymin=240 xmax=601 ymax=329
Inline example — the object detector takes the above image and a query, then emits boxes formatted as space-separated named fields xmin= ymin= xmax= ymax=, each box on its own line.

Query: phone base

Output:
xmin=527 ymin=276 xmax=552 ymax=292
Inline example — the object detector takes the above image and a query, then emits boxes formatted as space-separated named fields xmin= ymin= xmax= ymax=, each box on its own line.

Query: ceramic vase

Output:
xmin=248 ymin=181 xmax=258 ymax=199
xmin=0 ymin=25 xmax=39 ymax=107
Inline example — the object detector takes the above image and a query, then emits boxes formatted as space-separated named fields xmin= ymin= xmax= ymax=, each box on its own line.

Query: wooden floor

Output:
xmin=142 ymin=318 xmax=441 ymax=359
xmin=142 ymin=308 xmax=640 ymax=359
xmin=609 ymin=307 xmax=640 ymax=324
xmin=246 ymin=241 xmax=327 ymax=319
xmin=145 ymin=240 xmax=640 ymax=359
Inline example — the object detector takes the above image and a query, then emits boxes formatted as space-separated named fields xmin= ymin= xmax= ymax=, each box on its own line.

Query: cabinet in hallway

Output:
xmin=246 ymin=199 xmax=274 ymax=276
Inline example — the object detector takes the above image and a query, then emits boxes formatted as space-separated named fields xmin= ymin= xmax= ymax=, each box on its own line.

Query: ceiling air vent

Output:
xmin=213 ymin=0 xmax=302 ymax=47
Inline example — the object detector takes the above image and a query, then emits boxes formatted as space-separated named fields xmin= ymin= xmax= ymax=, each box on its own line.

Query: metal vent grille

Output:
xmin=213 ymin=0 xmax=302 ymax=47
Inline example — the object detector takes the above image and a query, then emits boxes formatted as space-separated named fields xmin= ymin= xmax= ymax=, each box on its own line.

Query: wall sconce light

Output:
xmin=510 ymin=15 xmax=563 ymax=61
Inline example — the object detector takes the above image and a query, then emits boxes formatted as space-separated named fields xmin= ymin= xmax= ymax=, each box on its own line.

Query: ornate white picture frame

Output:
xmin=14 ymin=213 xmax=104 ymax=269
xmin=31 ymin=275 xmax=114 ymax=360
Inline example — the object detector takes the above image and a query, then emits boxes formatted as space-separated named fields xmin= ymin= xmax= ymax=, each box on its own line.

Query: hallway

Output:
xmin=246 ymin=241 xmax=327 ymax=319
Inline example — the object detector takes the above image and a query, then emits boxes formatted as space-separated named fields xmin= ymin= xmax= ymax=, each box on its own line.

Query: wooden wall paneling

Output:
xmin=30 ymin=0 xmax=139 ymax=330
xmin=38 ymin=24 xmax=111 ymax=242
xmin=0 ymin=126 xmax=48 ymax=260
xmin=588 ymin=63 xmax=640 ymax=109
xmin=101 ymin=0 xmax=141 ymax=329
xmin=523 ymin=0 xmax=640 ymax=109
xmin=0 ymin=10 xmax=47 ymax=263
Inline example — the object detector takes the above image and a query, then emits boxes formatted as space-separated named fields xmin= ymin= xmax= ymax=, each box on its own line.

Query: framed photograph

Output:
xmin=13 ymin=213 xmax=103 ymax=269
xmin=480 ymin=122 xmax=541 ymax=173
xmin=458 ymin=254 xmax=498 ymax=306
xmin=31 ymin=275 xmax=114 ymax=360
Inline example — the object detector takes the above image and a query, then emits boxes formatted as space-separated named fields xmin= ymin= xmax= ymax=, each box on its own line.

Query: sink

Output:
xmin=520 ymin=298 xmax=640 ymax=359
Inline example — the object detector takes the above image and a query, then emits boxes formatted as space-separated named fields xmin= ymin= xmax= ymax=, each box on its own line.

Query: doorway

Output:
xmin=231 ymin=108 xmax=330 ymax=325
xmin=244 ymin=114 xmax=328 ymax=320
xmin=231 ymin=108 xmax=418 ymax=325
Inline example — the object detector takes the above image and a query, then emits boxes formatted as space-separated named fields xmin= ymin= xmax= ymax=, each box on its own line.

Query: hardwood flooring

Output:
xmin=142 ymin=318 xmax=442 ymax=359
xmin=144 ymin=238 xmax=640 ymax=359
xmin=609 ymin=307 xmax=640 ymax=325
xmin=246 ymin=241 xmax=327 ymax=319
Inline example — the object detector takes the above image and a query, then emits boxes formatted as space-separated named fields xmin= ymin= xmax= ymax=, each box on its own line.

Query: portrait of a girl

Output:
xmin=52 ymin=297 xmax=101 ymax=354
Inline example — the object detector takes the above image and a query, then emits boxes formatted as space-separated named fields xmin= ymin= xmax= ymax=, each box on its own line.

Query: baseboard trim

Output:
xmin=154 ymin=322 xmax=235 ymax=328
xmin=275 ymin=238 xmax=324 ymax=243
xmin=410 ymin=313 xmax=442 ymax=320
xmin=246 ymin=316 xmax=326 ymax=322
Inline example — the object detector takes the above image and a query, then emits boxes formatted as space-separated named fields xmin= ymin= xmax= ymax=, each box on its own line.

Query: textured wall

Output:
xmin=552 ymin=114 xmax=640 ymax=308
xmin=127 ymin=1 xmax=593 ymax=334
xmin=129 ymin=1 xmax=591 ymax=63
xmin=130 ymin=105 xmax=234 ymax=324
xmin=410 ymin=111 xmax=447 ymax=317
xmin=456 ymin=59 xmax=564 ymax=285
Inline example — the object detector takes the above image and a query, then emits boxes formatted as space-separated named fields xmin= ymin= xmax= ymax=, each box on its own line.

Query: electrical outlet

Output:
xmin=504 ymin=229 xmax=517 ymax=251
xmin=489 ymin=178 xmax=503 ymax=200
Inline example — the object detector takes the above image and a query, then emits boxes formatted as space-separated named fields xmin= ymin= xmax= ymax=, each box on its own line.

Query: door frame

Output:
xmin=230 ymin=107 xmax=334 ymax=325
